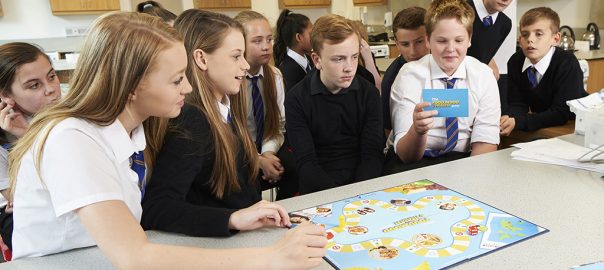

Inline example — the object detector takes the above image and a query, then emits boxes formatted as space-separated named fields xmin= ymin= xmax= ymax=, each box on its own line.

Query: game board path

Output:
xmin=325 ymin=196 xmax=486 ymax=258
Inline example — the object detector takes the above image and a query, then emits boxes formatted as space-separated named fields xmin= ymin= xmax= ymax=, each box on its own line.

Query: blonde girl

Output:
xmin=234 ymin=11 xmax=287 ymax=187
xmin=8 ymin=11 xmax=326 ymax=269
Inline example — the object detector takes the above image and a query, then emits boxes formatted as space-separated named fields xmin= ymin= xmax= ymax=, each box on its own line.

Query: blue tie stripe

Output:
xmin=424 ymin=78 xmax=459 ymax=157
xmin=305 ymin=64 xmax=311 ymax=73
xmin=527 ymin=66 xmax=538 ymax=88
xmin=130 ymin=151 xmax=146 ymax=201
xmin=482 ymin=16 xmax=493 ymax=27
xmin=251 ymin=76 xmax=264 ymax=152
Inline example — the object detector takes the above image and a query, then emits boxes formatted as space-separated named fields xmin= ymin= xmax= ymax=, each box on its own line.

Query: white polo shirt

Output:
xmin=390 ymin=54 xmax=500 ymax=153
xmin=12 ymin=117 xmax=145 ymax=259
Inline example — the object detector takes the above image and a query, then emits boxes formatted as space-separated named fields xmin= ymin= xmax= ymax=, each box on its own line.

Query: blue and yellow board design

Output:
xmin=288 ymin=179 xmax=547 ymax=270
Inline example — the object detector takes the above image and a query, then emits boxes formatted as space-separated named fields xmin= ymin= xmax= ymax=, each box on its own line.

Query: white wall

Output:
xmin=493 ymin=0 xmax=517 ymax=74
xmin=517 ymin=0 xmax=593 ymax=28
xmin=0 ymin=0 xmax=101 ymax=40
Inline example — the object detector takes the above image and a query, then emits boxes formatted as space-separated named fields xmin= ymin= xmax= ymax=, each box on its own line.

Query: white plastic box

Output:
xmin=584 ymin=108 xmax=604 ymax=149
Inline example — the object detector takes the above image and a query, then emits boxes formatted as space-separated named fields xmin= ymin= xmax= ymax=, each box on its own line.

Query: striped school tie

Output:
xmin=482 ymin=16 xmax=493 ymax=27
xmin=305 ymin=64 xmax=311 ymax=73
xmin=250 ymin=76 xmax=264 ymax=152
xmin=227 ymin=111 xmax=232 ymax=124
xmin=424 ymin=78 xmax=458 ymax=157
xmin=527 ymin=66 xmax=538 ymax=88
xmin=130 ymin=151 xmax=146 ymax=200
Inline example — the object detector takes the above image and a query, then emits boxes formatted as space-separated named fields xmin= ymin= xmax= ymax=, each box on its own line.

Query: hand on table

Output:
xmin=229 ymin=200 xmax=291 ymax=231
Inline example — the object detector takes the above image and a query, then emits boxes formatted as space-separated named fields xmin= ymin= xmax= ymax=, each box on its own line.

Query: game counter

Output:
xmin=3 ymin=134 xmax=603 ymax=269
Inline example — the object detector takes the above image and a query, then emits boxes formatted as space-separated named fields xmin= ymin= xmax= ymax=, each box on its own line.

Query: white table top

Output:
xmin=3 ymin=135 xmax=603 ymax=269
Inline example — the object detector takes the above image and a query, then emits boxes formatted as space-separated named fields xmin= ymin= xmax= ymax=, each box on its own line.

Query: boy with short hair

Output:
xmin=501 ymin=7 xmax=586 ymax=134
xmin=285 ymin=14 xmax=383 ymax=194
xmin=386 ymin=0 xmax=500 ymax=173
xmin=382 ymin=7 xmax=430 ymax=139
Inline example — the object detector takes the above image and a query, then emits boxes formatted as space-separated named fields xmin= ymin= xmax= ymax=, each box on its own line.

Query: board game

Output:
xmin=288 ymin=179 xmax=547 ymax=270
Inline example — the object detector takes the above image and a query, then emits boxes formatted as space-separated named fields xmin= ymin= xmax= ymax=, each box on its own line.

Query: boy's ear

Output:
xmin=552 ymin=31 xmax=561 ymax=45
xmin=193 ymin=49 xmax=209 ymax=71
xmin=311 ymin=52 xmax=321 ymax=70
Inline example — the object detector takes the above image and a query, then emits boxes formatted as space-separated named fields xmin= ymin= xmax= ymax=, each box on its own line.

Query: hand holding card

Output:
xmin=422 ymin=88 xmax=469 ymax=117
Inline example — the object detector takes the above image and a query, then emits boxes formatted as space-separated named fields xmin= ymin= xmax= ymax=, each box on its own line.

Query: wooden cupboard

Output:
xmin=279 ymin=0 xmax=331 ymax=8
xmin=586 ymin=58 xmax=604 ymax=94
xmin=193 ymin=0 xmax=251 ymax=9
xmin=353 ymin=0 xmax=387 ymax=5
xmin=49 ymin=0 xmax=120 ymax=15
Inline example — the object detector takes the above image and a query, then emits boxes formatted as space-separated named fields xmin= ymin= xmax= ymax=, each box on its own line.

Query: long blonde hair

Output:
xmin=7 ymin=12 xmax=182 ymax=200
xmin=174 ymin=9 xmax=259 ymax=199
xmin=234 ymin=10 xmax=282 ymax=144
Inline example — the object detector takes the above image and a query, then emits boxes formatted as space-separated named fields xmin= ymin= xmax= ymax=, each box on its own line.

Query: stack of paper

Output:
xmin=511 ymin=138 xmax=604 ymax=174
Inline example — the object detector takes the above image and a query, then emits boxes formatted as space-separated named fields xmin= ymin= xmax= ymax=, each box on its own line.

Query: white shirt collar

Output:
xmin=218 ymin=95 xmax=231 ymax=123
xmin=246 ymin=65 xmax=264 ymax=78
xmin=287 ymin=47 xmax=309 ymax=71
xmin=522 ymin=47 xmax=555 ymax=75
xmin=473 ymin=0 xmax=499 ymax=24
xmin=429 ymin=55 xmax=468 ymax=82
xmin=99 ymin=119 xmax=146 ymax=163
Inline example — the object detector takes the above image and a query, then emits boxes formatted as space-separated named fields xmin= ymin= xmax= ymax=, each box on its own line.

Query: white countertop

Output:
xmin=3 ymin=135 xmax=603 ymax=269
xmin=574 ymin=49 xmax=604 ymax=60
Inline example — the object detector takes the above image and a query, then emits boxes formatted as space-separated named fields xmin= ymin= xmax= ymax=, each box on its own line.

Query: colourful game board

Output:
xmin=288 ymin=179 xmax=547 ymax=270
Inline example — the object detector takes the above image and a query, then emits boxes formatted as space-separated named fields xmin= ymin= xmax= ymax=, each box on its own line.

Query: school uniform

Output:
xmin=244 ymin=65 xmax=286 ymax=154
xmin=506 ymin=47 xmax=586 ymax=131
xmin=244 ymin=66 xmax=298 ymax=198
xmin=0 ymin=128 xmax=25 ymax=206
xmin=278 ymin=48 xmax=313 ymax=91
xmin=467 ymin=0 xmax=512 ymax=65
xmin=0 ymin=117 xmax=34 ymax=252
xmin=141 ymin=103 xmax=261 ymax=237
xmin=12 ymin=118 xmax=145 ymax=259
xmin=385 ymin=54 xmax=500 ymax=174
xmin=381 ymin=56 xmax=407 ymax=131
xmin=285 ymin=70 xmax=384 ymax=194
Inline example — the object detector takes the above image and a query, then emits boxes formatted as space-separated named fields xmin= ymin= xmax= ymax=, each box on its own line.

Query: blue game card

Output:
xmin=422 ymin=88 xmax=469 ymax=117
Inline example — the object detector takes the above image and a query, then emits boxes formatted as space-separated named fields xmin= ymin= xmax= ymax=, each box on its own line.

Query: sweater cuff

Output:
xmin=513 ymin=114 xmax=528 ymax=131
xmin=209 ymin=208 xmax=239 ymax=237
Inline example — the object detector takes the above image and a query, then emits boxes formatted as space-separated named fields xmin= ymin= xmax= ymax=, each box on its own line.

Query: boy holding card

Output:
xmin=385 ymin=0 xmax=500 ymax=173
xmin=501 ymin=7 xmax=586 ymax=134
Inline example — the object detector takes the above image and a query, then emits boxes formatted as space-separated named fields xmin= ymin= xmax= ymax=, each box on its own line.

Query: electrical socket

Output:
xmin=64 ymin=27 xmax=88 ymax=37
